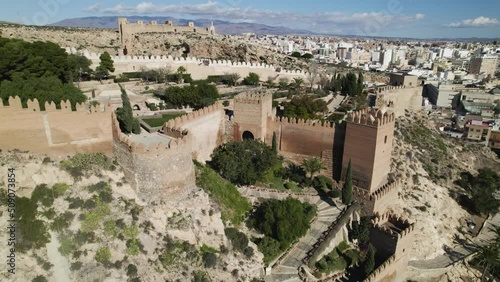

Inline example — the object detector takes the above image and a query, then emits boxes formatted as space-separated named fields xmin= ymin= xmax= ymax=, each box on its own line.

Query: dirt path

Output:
xmin=46 ymin=232 xmax=72 ymax=282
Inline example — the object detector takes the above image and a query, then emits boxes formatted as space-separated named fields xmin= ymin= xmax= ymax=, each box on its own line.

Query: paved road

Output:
xmin=409 ymin=212 xmax=500 ymax=269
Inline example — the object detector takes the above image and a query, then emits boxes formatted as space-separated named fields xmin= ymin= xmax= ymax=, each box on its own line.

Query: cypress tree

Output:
xmin=272 ymin=132 xmax=278 ymax=154
xmin=116 ymin=86 xmax=140 ymax=134
xmin=364 ymin=244 xmax=376 ymax=276
xmin=357 ymin=71 xmax=364 ymax=96
xmin=342 ymin=159 xmax=353 ymax=205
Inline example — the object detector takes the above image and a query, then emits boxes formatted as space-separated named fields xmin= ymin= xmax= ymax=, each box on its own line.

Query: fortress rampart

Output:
xmin=0 ymin=96 xmax=112 ymax=156
xmin=118 ymin=17 xmax=215 ymax=55
xmin=163 ymin=103 xmax=225 ymax=162
xmin=66 ymin=47 xmax=310 ymax=81
xmin=112 ymin=111 xmax=196 ymax=202
xmin=365 ymin=212 xmax=416 ymax=282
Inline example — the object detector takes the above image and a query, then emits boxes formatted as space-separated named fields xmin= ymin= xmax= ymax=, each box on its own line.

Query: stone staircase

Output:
xmin=266 ymin=198 xmax=344 ymax=282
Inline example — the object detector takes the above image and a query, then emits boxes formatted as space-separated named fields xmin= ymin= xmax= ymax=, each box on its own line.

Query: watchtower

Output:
xmin=342 ymin=108 xmax=395 ymax=194
xmin=233 ymin=91 xmax=273 ymax=141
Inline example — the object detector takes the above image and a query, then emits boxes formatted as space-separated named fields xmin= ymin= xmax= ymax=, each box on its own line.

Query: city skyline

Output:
xmin=1 ymin=0 xmax=500 ymax=39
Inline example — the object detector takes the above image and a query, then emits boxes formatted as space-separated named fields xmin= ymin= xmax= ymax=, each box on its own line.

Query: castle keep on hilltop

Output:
xmin=118 ymin=18 xmax=216 ymax=55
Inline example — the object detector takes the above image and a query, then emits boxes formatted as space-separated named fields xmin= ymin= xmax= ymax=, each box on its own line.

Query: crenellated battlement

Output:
xmin=233 ymin=91 xmax=273 ymax=105
xmin=369 ymin=179 xmax=401 ymax=201
xmin=363 ymin=255 xmax=396 ymax=282
xmin=163 ymin=103 xmax=223 ymax=131
xmin=0 ymin=96 xmax=108 ymax=113
xmin=65 ymin=47 xmax=311 ymax=78
xmin=371 ymin=211 xmax=416 ymax=239
xmin=112 ymin=111 xmax=191 ymax=155
xmin=268 ymin=116 xmax=334 ymax=128
xmin=347 ymin=108 xmax=395 ymax=127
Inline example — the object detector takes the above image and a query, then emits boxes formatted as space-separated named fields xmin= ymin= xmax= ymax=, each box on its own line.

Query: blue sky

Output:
xmin=2 ymin=0 xmax=500 ymax=38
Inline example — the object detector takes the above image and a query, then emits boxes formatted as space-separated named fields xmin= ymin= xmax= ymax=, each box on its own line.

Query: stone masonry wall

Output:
xmin=163 ymin=104 xmax=225 ymax=163
xmin=0 ymin=96 xmax=112 ymax=156
xmin=266 ymin=117 xmax=335 ymax=157
xmin=112 ymin=112 xmax=195 ymax=203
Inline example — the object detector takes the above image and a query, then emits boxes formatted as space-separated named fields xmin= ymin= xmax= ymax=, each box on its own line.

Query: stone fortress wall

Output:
xmin=112 ymin=111 xmax=196 ymax=203
xmin=163 ymin=104 xmax=225 ymax=163
xmin=118 ymin=17 xmax=215 ymax=55
xmin=67 ymin=47 xmax=310 ymax=81
xmin=0 ymin=96 xmax=112 ymax=156
xmin=365 ymin=212 xmax=416 ymax=282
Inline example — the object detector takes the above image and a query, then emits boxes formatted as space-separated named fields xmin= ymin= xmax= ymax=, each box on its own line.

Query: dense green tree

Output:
xmin=302 ymin=53 xmax=314 ymax=59
xmin=364 ymin=244 xmax=376 ymax=276
xmin=282 ymin=95 xmax=328 ymax=120
xmin=243 ymin=72 xmax=260 ymax=86
xmin=278 ymin=78 xmax=289 ymax=90
xmin=159 ymin=83 xmax=219 ymax=109
xmin=67 ymin=54 xmax=92 ymax=83
xmin=291 ymin=51 xmax=302 ymax=58
xmin=0 ymin=76 xmax=86 ymax=109
xmin=15 ymin=197 xmax=51 ymax=252
xmin=251 ymin=197 xmax=316 ymax=252
xmin=301 ymin=157 xmax=325 ymax=180
xmin=209 ymin=140 xmax=277 ymax=185
xmin=0 ymin=38 xmax=71 ymax=83
xmin=342 ymin=159 xmax=353 ymax=205
xmin=116 ymin=86 xmax=141 ymax=134
xmin=95 ymin=52 xmax=114 ymax=80
xmin=455 ymin=168 xmax=500 ymax=215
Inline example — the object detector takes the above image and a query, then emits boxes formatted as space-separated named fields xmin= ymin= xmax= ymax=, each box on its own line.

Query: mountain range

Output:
xmin=49 ymin=16 xmax=315 ymax=36
xmin=47 ymin=16 xmax=499 ymax=41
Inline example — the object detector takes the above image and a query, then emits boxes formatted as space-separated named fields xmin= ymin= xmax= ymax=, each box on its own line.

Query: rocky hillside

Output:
xmin=0 ymin=152 xmax=262 ymax=282
xmin=0 ymin=24 xmax=306 ymax=71
xmin=390 ymin=111 xmax=499 ymax=261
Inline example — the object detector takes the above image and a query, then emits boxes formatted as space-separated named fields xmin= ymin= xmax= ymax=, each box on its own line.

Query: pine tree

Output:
xmin=364 ymin=244 xmax=376 ymax=276
xmin=272 ymin=132 xmax=278 ymax=154
xmin=342 ymin=159 xmax=353 ymax=205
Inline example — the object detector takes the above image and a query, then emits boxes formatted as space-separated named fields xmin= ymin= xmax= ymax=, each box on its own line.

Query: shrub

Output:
xmin=202 ymin=252 xmax=217 ymax=268
xmin=127 ymin=264 xmax=138 ymax=277
xmin=81 ymin=199 xmax=111 ymax=232
xmin=32 ymin=276 xmax=48 ymax=282
xmin=70 ymin=261 xmax=83 ymax=271
xmin=329 ymin=189 xmax=341 ymax=198
xmin=52 ymin=183 xmax=70 ymax=196
xmin=225 ymin=228 xmax=249 ymax=253
xmin=60 ymin=153 xmax=112 ymax=178
xmin=243 ymin=246 xmax=254 ymax=259
xmin=95 ymin=246 xmax=111 ymax=263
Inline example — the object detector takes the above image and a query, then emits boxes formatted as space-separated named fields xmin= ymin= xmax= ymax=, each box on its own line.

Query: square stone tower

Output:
xmin=342 ymin=108 xmax=395 ymax=194
xmin=233 ymin=91 xmax=273 ymax=141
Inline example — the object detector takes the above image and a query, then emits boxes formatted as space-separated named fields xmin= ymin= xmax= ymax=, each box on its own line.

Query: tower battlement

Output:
xmin=268 ymin=116 xmax=334 ymax=128
xmin=163 ymin=103 xmax=223 ymax=130
xmin=370 ymin=179 xmax=401 ymax=201
xmin=371 ymin=211 xmax=415 ymax=239
xmin=347 ymin=108 xmax=395 ymax=127
xmin=233 ymin=91 xmax=273 ymax=105
xmin=112 ymin=111 xmax=192 ymax=156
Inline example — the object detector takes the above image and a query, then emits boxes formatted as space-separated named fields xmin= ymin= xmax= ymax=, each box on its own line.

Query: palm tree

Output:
xmin=293 ymin=77 xmax=304 ymax=92
xmin=475 ymin=243 xmax=500 ymax=282
xmin=301 ymin=157 xmax=325 ymax=180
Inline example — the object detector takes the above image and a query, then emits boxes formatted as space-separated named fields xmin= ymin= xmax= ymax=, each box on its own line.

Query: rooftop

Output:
xmin=127 ymin=131 xmax=173 ymax=147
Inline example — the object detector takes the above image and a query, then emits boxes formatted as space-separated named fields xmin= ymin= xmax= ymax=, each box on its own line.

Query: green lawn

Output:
xmin=142 ymin=113 xmax=185 ymax=128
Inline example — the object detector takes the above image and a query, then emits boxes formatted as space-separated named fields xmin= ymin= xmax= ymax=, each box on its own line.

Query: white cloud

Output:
xmin=93 ymin=1 xmax=425 ymax=35
xmin=445 ymin=16 xmax=500 ymax=28
xmin=84 ymin=3 xmax=101 ymax=13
